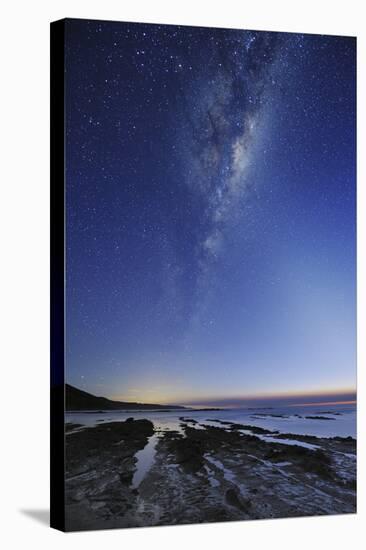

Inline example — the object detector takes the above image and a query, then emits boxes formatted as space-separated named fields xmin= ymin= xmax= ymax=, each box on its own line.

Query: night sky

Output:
xmin=65 ymin=19 xmax=356 ymax=406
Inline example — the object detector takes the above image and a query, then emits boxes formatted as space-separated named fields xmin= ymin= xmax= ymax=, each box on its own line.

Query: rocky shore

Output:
xmin=65 ymin=418 xmax=356 ymax=531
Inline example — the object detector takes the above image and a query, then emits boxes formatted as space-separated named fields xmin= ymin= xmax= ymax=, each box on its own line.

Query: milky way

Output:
xmin=65 ymin=20 xmax=356 ymax=405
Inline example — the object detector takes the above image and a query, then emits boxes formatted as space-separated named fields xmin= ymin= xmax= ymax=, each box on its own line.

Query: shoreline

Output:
xmin=65 ymin=416 xmax=356 ymax=531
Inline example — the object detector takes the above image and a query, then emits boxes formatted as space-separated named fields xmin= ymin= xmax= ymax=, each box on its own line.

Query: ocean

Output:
xmin=66 ymin=402 xmax=356 ymax=439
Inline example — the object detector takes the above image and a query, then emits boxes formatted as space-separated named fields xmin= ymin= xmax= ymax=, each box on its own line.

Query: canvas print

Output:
xmin=51 ymin=18 xmax=356 ymax=531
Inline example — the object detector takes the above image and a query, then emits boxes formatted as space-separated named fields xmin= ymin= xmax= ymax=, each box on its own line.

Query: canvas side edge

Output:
xmin=50 ymin=18 xmax=66 ymax=533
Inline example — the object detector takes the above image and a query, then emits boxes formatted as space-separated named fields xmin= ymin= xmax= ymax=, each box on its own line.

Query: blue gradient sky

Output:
xmin=65 ymin=20 xmax=356 ymax=406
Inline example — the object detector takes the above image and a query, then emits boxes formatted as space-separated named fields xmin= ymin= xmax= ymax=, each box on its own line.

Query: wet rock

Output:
xmin=344 ymin=478 xmax=357 ymax=490
xmin=264 ymin=444 xmax=334 ymax=480
xmin=228 ymin=423 xmax=279 ymax=435
xmin=225 ymin=489 xmax=251 ymax=512
xmin=179 ymin=417 xmax=198 ymax=424
xmin=172 ymin=437 xmax=205 ymax=472
xmin=66 ymin=422 xmax=83 ymax=432
xmin=305 ymin=416 xmax=335 ymax=421
xmin=119 ymin=471 xmax=133 ymax=485
xmin=65 ymin=417 xmax=356 ymax=530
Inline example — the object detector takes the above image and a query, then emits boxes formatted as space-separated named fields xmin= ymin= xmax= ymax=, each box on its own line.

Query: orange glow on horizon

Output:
xmin=175 ymin=387 xmax=357 ymax=406
xmin=110 ymin=386 xmax=356 ymax=406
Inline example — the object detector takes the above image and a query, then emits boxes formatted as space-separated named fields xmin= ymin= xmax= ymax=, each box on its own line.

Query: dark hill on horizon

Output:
xmin=65 ymin=384 xmax=186 ymax=411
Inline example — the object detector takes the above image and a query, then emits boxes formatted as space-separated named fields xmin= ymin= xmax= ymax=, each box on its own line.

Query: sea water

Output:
xmin=66 ymin=403 xmax=356 ymax=490
xmin=66 ymin=402 xmax=356 ymax=439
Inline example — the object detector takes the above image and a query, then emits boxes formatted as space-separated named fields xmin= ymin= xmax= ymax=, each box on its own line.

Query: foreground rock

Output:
xmin=65 ymin=419 xmax=154 ymax=530
xmin=65 ymin=419 xmax=356 ymax=530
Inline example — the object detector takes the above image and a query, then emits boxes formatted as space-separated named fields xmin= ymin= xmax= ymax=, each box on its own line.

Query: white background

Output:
xmin=0 ymin=0 xmax=364 ymax=548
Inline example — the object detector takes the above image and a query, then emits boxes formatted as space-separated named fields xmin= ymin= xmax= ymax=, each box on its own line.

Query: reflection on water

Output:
xmin=66 ymin=403 xmax=356 ymax=439
xmin=66 ymin=403 xmax=356 ymax=495
xmin=131 ymin=434 xmax=159 ymax=488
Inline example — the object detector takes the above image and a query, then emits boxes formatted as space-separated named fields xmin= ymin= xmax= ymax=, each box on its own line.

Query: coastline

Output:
xmin=65 ymin=414 xmax=356 ymax=531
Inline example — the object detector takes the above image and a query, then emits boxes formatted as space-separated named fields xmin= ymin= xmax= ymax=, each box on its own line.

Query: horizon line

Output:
xmin=105 ymin=386 xmax=356 ymax=407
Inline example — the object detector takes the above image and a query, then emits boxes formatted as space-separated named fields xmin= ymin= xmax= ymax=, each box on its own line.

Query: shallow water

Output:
xmin=205 ymin=455 xmax=236 ymax=483
xmin=131 ymin=434 xmax=159 ymax=488
xmin=66 ymin=403 xmax=356 ymax=438
xmin=66 ymin=403 xmax=356 ymax=503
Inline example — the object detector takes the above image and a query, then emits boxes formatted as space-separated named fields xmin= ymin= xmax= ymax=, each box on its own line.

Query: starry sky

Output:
xmin=65 ymin=19 xmax=356 ymax=407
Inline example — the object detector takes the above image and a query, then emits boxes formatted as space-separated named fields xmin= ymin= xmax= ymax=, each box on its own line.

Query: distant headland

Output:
xmin=65 ymin=384 xmax=187 ymax=411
